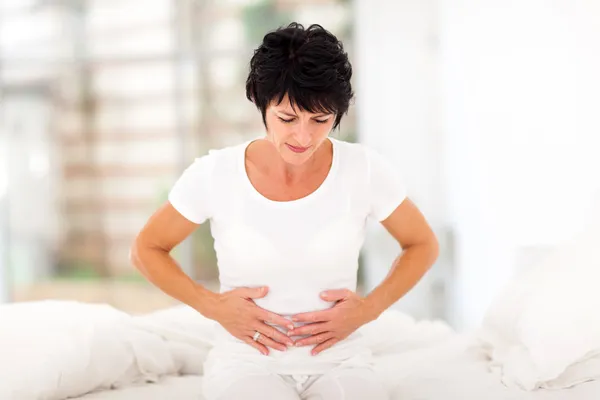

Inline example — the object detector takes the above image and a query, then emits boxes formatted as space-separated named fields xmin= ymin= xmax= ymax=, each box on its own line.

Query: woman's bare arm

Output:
xmin=363 ymin=198 xmax=440 ymax=320
xmin=130 ymin=201 xmax=217 ymax=317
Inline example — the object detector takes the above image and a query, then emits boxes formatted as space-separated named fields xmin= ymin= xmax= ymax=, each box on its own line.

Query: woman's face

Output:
xmin=264 ymin=96 xmax=336 ymax=166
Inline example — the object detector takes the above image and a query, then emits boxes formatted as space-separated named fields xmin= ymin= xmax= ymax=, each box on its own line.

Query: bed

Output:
xmin=75 ymin=376 xmax=204 ymax=400
xmin=74 ymin=333 xmax=600 ymax=400
xmin=4 ymin=218 xmax=600 ymax=400
xmin=2 ymin=295 xmax=600 ymax=400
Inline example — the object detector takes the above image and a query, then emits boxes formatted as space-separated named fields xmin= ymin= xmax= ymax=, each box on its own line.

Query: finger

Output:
xmin=235 ymin=286 xmax=269 ymax=299
xmin=294 ymin=332 xmax=334 ymax=347
xmin=311 ymin=338 xmax=339 ymax=355
xmin=291 ymin=309 xmax=332 ymax=323
xmin=287 ymin=322 xmax=330 ymax=337
xmin=320 ymin=289 xmax=351 ymax=302
xmin=256 ymin=323 xmax=294 ymax=347
xmin=242 ymin=336 xmax=269 ymax=356
xmin=260 ymin=310 xmax=295 ymax=330
xmin=256 ymin=332 xmax=289 ymax=352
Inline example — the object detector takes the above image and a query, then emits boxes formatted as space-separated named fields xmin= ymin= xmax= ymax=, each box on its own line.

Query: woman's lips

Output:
xmin=286 ymin=143 xmax=310 ymax=153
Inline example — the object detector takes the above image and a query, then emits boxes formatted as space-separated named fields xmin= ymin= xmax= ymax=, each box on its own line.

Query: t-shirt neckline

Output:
xmin=239 ymin=136 xmax=339 ymax=207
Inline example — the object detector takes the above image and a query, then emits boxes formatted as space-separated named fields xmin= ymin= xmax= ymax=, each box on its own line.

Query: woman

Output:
xmin=131 ymin=23 xmax=439 ymax=400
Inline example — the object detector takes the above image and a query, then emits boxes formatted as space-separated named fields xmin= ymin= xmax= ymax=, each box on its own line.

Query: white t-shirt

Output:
xmin=168 ymin=137 xmax=407 ymax=373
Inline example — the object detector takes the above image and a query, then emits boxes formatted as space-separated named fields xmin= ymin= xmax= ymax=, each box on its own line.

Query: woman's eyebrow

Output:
xmin=278 ymin=111 xmax=332 ymax=117
xmin=277 ymin=111 xmax=298 ymax=117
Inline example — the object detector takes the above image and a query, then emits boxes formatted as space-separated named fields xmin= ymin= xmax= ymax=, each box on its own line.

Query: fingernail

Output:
xmin=288 ymin=324 xmax=294 ymax=330
xmin=287 ymin=331 xmax=293 ymax=336
xmin=291 ymin=317 xmax=298 ymax=322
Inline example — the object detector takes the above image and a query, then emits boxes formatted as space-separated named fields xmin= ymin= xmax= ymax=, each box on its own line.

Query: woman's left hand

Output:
xmin=288 ymin=289 xmax=374 ymax=355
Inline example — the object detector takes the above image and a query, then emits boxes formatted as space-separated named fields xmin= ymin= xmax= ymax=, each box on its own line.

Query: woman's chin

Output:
xmin=280 ymin=150 xmax=314 ymax=165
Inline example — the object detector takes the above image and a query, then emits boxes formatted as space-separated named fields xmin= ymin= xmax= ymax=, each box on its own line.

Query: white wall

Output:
xmin=357 ymin=0 xmax=600 ymax=330
xmin=440 ymin=0 xmax=600 ymax=330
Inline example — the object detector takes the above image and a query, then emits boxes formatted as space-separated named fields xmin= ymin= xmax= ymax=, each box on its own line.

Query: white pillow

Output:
xmin=0 ymin=300 xmax=167 ymax=400
xmin=479 ymin=202 xmax=600 ymax=390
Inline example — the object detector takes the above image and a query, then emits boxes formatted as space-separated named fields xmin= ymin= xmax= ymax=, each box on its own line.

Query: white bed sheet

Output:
xmin=75 ymin=335 xmax=600 ymax=400
xmin=381 ymin=335 xmax=600 ymax=400
xmin=74 ymin=376 xmax=204 ymax=400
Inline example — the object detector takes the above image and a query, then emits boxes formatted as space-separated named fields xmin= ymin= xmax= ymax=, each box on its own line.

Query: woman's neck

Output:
xmin=249 ymin=138 xmax=332 ymax=185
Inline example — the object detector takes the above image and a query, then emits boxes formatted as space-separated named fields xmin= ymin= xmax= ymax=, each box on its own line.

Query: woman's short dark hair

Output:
xmin=246 ymin=22 xmax=353 ymax=130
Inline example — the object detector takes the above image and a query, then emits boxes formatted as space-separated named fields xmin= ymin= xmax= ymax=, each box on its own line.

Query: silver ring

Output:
xmin=252 ymin=331 xmax=261 ymax=341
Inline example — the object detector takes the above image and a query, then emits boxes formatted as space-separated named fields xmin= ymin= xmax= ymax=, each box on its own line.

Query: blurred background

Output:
xmin=0 ymin=0 xmax=598 ymax=332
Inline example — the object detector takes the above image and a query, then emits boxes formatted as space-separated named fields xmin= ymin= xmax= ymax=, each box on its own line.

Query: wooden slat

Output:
xmin=64 ymin=163 xmax=177 ymax=178
xmin=12 ymin=281 xmax=182 ymax=314
xmin=63 ymin=230 xmax=135 ymax=247
xmin=52 ymin=93 xmax=199 ymax=112
xmin=59 ymin=130 xmax=181 ymax=145
xmin=63 ymin=197 xmax=158 ymax=212
xmin=63 ymin=175 xmax=169 ymax=201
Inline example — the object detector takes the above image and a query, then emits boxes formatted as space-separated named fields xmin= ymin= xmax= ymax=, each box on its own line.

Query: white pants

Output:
xmin=202 ymin=362 xmax=389 ymax=400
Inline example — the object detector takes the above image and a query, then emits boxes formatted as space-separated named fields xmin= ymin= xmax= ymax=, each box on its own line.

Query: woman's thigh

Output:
xmin=202 ymin=361 xmax=300 ymax=400
xmin=302 ymin=367 xmax=389 ymax=400
xmin=213 ymin=374 xmax=300 ymax=400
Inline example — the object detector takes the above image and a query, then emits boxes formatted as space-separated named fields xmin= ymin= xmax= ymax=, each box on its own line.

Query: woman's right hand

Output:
xmin=207 ymin=286 xmax=295 ymax=355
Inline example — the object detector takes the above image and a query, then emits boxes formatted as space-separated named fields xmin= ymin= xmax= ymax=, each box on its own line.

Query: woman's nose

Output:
xmin=293 ymin=123 xmax=312 ymax=147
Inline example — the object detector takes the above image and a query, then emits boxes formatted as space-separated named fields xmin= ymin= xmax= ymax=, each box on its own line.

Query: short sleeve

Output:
xmin=167 ymin=154 xmax=215 ymax=224
xmin=366 ymin=147 xmax=408 ymax=221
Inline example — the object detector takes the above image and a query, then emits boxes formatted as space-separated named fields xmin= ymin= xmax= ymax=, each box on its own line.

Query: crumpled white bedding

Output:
xmin=0 ymin=300 xmax=452 ymax=400
xmin=76 ymin=332 xmax=600 ymax=400
xmin=0 ymin=301 xmax=194 ymax=400
xmin=3 ymin=297 xmax=600 ymax=400
xmin=75 ymin=376 xmax=204 ymax=400
xmin=374 ymin=334 xmax=600 ymax=400
xmin=478 ymin=202 xmax=600 ymax=391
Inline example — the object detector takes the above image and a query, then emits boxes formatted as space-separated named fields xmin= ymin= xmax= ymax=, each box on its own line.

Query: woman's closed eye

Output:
xmin=278 ymin=117 xmax=330 ymax=124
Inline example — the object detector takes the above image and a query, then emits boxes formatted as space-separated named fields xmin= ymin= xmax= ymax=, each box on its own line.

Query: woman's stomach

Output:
xmin=212 ymin=282 xmax=367 ymax=373
xmin=219 ymin=277 xmax=358 ymax=326
xmin=219 ymin=282 xmax=337 ymax=341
